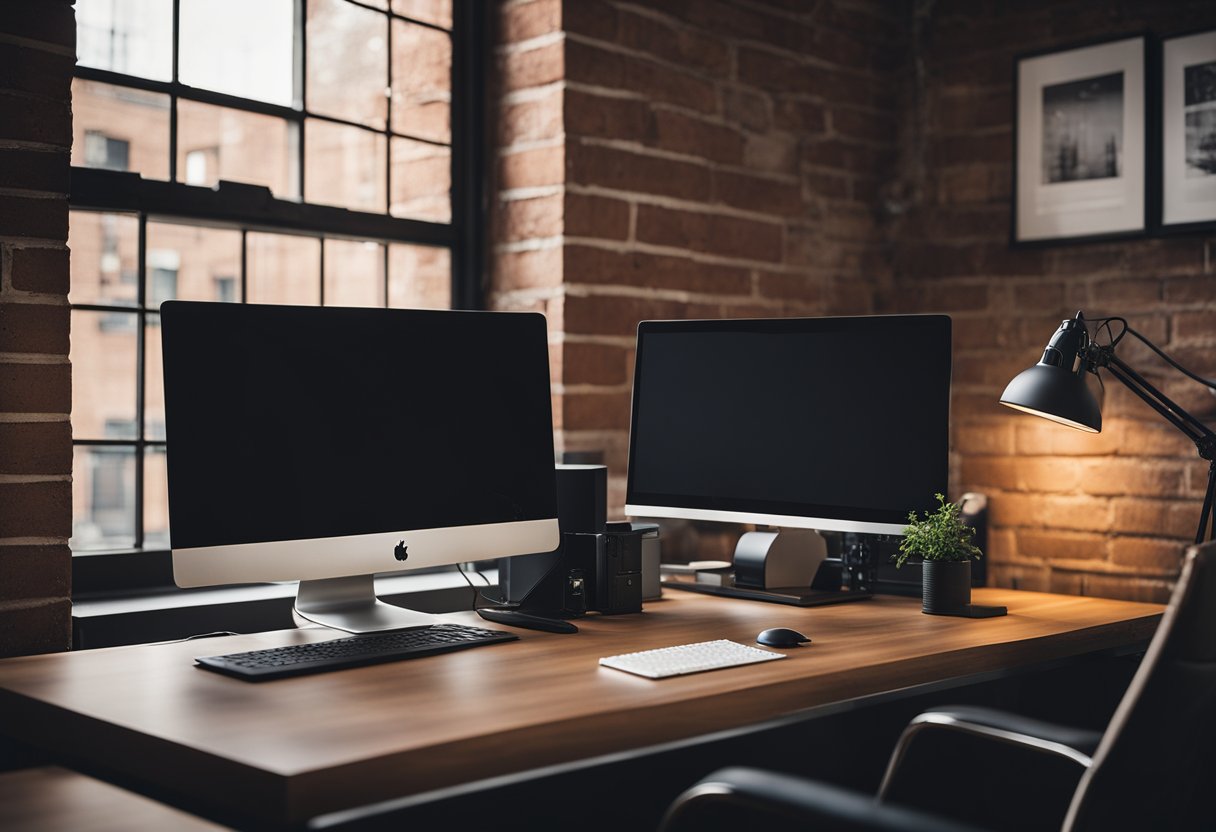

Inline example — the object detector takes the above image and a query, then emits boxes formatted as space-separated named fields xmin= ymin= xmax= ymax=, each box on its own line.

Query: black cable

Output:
xmin=455 ymin=562 xmax=481 ymax=611
xmin=1125 ymin=327 xmax=1216 ymax=390
xmin=455 ymin=562 xmax=506 ymax=609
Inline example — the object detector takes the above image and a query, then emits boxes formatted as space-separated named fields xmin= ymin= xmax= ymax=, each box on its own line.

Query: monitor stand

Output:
xmin=294 ymin=574 xmax=438 ymax=634
xmin=665 ymin=527 xmax=871 ymax=608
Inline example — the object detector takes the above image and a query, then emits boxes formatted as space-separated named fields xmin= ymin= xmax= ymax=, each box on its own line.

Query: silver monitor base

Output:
xmin=294 ymin=574 xmax=438 ymax=634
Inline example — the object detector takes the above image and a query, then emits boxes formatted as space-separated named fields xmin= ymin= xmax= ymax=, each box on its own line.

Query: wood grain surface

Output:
xmin=0 ymin=767 xmax=227 ymax=831
xmin=0 ymin=588 xmax=1161 ymax=826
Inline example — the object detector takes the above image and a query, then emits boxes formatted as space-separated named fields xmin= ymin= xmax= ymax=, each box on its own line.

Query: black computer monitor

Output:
xmin=161 ymin=302 xmax=560 ymax=633
xmin=626 ymin=315 xmax=951 ymax=597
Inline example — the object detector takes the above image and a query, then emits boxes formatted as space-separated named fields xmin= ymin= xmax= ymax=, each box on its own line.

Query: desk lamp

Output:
xmin=1000 ymin=311 xmax=1215 ymax=544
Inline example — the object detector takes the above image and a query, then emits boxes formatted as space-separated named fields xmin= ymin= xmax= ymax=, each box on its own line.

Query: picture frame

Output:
xmin=1013 ymin=35 xmax=1148 ymax=245
xmin=1159 ymin=28 xmax=1216 ymax=233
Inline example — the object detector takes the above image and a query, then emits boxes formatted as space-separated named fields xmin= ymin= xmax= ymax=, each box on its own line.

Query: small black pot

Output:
xmin=922 ymin=560 xmax=971 ymax=614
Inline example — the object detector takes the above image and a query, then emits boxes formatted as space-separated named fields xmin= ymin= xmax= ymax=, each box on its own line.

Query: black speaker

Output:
xmin=500 ymin=464 xmax=608 ymax=611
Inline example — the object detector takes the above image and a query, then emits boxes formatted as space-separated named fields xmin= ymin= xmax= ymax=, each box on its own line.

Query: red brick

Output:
xmin=1118 ymin=420 xmax=1191 ymax=458
xmin=990 ymin=492 xmax=1111 ymax=532
xmin=564 ymin=246 xmax=751 ymax=295
xmin=1164 ymin=274 xmax=1216 ymax=305
xmin=1079 ymin=459 xmax=1184 ymax=498
xmin=1 ymin=1 xmax=75 ymax=49
xmin=499 ymin=40 xmax=564 ymax=91
xmin=563 ymin=293 xmax=689 ymax=337
xmin=0 ymin=545 xmax=70 ymax=602
xmin=651 ymin=110 xmax=742 ymax=165
xmin=0 ymin=195 xmax=68 ymax=240
xmin=492 ymin=246 xmax=562 ymax=294
xmin=565 ymin=89 xmax=650 ymax=141
xmin=1092 ymin=278 xmax=1160 ymax=306
xmin=1080 ymin=575 xmax=1173 ymax=604
xmin=0 ymin=44 xmax=72 ymax=99
xmin=1110 ymin=537 xmax=1186 ymax=574
xmin=562 ymin=341 xmax=630 ymax=386
xmin=622 ymin=55 xmax=716 ymax=114
xmin=497 ymin=92 xmax=562 ymax=146
xmin=773 ymin=99 xmax=827 ymax=134
xmin=615 ymin=10 xmax=730 ymax=76
xmin=0 ymin=422 xmax=70 ymax=475
xmin=714 ymin=169 xmax=802 ymax=216
xmin=0 ymin=92 xmax=71 ymax=147
xmin=498 ymin=147 xmax=563 ymax=191
xmin=0 ymin=598 xmax=71 ymax=657
xmin=1111 ymin=498 xmax=1197 ymax=539
xmin=564 ymin=39 xmax=625 ymax=88
xmin=0 ymin=363 xmax=69 ymax=413
xmin=0 ymin=149 xmax=69 ymax=194
xmin=723 ymin=87 xmax=770 ymax=132
xmin=831 ymin=107 xmax=896 ymax=143
xmin=755 ymin=273 xmax=822 ymax=304
xmin=562 ymin=391 xmax=632 ymax=430
xmin=562 ymin=0 xmax=618 ymax=41
xmin=565 ymin=193 xmax=630 ymax=240
xmin=9 ymin=246 xmax=69 ymax=295
xmin=636 ymin=205 xmax=783 ymax=263
xmin=954 ymin=421 xmax=1014 ymax=455
xmin=1015 ymin=530 xmax=1107 ymax=562
xmin=568 ymin=144 xmax=711 ymax=202
xmin=499 ymin=0 xmax=561 ymax=43
xmin=0 ymin=303 xmax=69 ymax=355
xmin=0 ymin=481 xmax=70 ymax=538
xmin=1173 ymin=311 xmax=1216 ymax=343
xmin=933 ymin=88 xmax=1010 ymax=132
xmin=497 ymin=194 xmax=562 ymax=242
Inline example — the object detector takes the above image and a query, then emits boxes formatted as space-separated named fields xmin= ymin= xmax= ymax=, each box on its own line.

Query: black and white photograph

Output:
xmin=1042 ymin=72 xmax=1124 ymax=183
xmin=1185 ymin=61 xmax=1216 ymax=177
xmin=1162 ymin=29 xmax=1216 ymax=230
xmin=1015 ymin=36 xmax=1146 ymax=243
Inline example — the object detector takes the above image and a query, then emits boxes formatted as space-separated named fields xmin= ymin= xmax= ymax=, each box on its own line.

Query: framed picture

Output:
xmin=1160 ymin=28 xmax=1216 ymax=232
xmin=1014 ymin=36 xmax=1148 ymax=245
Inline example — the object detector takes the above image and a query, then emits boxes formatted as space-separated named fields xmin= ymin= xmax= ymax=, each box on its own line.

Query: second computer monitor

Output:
xmin=625 ymin=315 xmax=952 ymax=536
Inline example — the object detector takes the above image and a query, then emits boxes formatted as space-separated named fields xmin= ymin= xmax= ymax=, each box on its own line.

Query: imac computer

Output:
xmin=160 ymin=302 xmax=560 ymax=633
xmin=625 ymin=314 xmax=952 ymax=604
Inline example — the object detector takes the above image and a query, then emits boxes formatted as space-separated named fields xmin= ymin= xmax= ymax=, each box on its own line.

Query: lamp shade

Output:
xmin=1000 ymin=363 xmax=1102 ymax=433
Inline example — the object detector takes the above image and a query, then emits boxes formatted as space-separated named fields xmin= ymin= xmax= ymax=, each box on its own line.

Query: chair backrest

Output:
xmin=1064 ymin=541 xmax=1216 ymax=831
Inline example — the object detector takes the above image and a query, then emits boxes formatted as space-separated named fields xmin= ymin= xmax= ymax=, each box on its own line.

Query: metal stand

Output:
xmin=1095 ymin=350 xmax=1215 ymax=544
xmin=733 ymin=528 xmax=828 ymax=590
xmin=294 ymin=574 xmax=438 ymax=634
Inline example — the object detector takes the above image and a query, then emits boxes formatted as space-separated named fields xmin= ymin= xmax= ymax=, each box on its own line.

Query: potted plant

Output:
xmin=894 ymin=493 xmax=983 ymax=615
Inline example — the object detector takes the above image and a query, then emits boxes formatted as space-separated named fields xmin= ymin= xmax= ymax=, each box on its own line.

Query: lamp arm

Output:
xmin=1088 ymin=346 xmax=1216 ymax=543
xmin=1099 ymin=352 xmax=1214 ymax=452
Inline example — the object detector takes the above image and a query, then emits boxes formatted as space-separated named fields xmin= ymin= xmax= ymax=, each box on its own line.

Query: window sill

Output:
xmin=72 ymin=569 xmax=498 ymax=650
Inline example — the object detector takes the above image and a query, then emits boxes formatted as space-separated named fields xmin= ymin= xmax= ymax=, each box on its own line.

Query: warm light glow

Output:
xmin=999 ymin=401 xmax=1101 ymax=433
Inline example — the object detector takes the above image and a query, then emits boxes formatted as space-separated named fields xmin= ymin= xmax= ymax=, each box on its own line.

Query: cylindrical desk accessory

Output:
xmin=556 ymin=463 xmax=608 ymax=534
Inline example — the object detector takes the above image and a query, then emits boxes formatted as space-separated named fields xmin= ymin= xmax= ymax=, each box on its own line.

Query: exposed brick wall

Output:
xmin=491 ymin=0 xmax=906 ymax=512
xmin=890 ymin=0 xmax=1216 ymax=602
xmin=0 ymin=0 xmax=74 ymax=656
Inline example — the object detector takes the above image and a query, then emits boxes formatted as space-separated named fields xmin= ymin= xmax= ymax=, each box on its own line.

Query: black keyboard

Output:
xmin=195 ymin=624 xmax=518 ymax=681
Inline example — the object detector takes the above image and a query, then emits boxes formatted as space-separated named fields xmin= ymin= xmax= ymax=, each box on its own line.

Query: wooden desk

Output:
xmin=0 ymin=767 xmax=226 ymax=831
xmin=0 ymin=588 xmax=1161 ymax=827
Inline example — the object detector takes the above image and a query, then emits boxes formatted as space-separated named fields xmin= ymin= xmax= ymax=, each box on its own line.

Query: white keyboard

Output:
xmin=599 ymin=639 xmax=786 ymax=679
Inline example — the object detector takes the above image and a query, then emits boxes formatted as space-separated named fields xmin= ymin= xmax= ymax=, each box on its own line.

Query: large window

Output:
xmin=69 ymin=0 xmax=482 ymax=571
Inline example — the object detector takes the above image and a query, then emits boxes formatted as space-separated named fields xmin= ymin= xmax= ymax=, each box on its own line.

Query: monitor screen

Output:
xmin=626 ymin=315 xmax=951 ymax=533
xmin=161 ymin=303 xmax=558 ymax=555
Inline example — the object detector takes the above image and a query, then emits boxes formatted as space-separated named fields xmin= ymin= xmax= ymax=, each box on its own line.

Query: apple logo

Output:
xmin=393 ymin=540 xmax=408 ymax=561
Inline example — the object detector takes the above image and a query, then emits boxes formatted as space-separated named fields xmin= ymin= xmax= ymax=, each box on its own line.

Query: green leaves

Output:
xmin=893 ymin=492 xmax=983 ymax=568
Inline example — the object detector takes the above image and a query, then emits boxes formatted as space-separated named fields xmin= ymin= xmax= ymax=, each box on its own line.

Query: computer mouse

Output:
xmin=757 ymin=627 xmax=811 ymax=648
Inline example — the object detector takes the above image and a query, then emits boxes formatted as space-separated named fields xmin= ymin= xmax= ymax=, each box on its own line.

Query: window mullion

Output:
xmin=135 ymin=214 xmax=148 ymax=549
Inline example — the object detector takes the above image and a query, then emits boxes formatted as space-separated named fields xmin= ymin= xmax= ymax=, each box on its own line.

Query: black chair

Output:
xmin=661 ymin=542 xmax=1216 ymax=832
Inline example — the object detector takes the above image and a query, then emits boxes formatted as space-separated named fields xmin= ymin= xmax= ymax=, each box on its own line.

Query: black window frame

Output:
xmin=70 ymin=0 xmax=487 ymax=597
